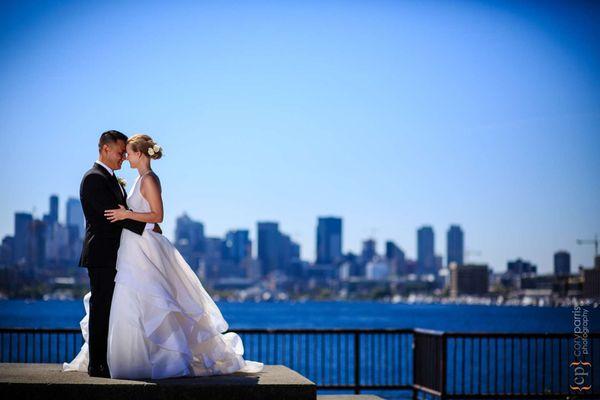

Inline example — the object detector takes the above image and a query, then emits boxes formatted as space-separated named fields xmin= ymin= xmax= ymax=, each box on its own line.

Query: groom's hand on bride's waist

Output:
xmin=153 ymin=223 xmax=162 ymax=234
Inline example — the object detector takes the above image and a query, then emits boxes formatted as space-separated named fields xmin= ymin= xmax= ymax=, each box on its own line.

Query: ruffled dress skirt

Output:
xmin=63 ymin=228 xmax=263 ymax=379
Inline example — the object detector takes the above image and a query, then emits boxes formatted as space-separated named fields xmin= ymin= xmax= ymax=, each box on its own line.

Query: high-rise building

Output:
xmin=175 ymin=213 xmax=205 ymax=267
xmin=48 ymin=195 xmax=59 ymax=224
xmin=224 ymin=230 xmax=251 ymax=263
xmin=13 ymin=213 xmax=33 ymax=265
xmin=279 ymin=233 xmax=293 ymax=272
xmin=257 ymin=221 xmax=280 ymax=275
xmin=447 ymin=225 xmax=464 ymax=266
xmin=385 ymin=240 xmax=406 ymax=276
xmin=553 ymin=251 xmax=571 ymax=277
xmin=28 ymin=219 xmax=47 ymax=268
xmin=66 ymin=197 xmax=85 ymax=239
xmin=385 ymin=241 xmax=399 ymax=260
xmin=316 ymin=217 xmax=342 ymax=264
xmin=361 ymin=239 xmax=376 ymax=263
xmin=0 ymin=236 xmax=14 ymax=266
xmin=44 ymin=222 xmax=69 ymax=266
xmin=202 ymin=237 xmax=224 ymax=280
xmin=417 ymin=226 xmax=435 ymax=275
xmin=175 ymin=214 xmax=205 ymax=251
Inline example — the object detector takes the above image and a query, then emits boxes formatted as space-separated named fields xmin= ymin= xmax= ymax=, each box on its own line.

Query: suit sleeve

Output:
xmin=83 ymin=174 xmax=146 ymax=236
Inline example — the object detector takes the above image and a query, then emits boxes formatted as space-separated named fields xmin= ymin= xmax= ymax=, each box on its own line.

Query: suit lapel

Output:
xmin=93 ymin=163 xmax=126 ymax=205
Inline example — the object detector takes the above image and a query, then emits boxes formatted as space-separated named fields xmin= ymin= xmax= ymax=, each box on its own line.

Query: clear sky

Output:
xmin=0 ymin=0 xmax=598 ymax=273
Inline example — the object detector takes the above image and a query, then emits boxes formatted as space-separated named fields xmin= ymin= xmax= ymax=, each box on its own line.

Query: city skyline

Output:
xmin=0 ymin=1 xmax=598 ymax=273
xmin=2 ymin=193 xmax=595 ymax=274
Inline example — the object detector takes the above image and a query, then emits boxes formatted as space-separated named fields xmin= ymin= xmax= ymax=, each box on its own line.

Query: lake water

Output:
xmin=1 ymin=299 xmax=598 ymax=332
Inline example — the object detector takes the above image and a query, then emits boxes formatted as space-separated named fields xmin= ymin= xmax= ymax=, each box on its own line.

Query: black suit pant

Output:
xmin=87 ymin=267 xmax=117 ymax=372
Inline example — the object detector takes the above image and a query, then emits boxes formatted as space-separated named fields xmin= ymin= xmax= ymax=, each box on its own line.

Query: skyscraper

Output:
xmin=316 ymin=216 xmax=342 ymax=264
xmin=224 ymin=229 xmax=251 ymax=263
xmin=554 ymin=251 xmax=571 ymax=277
xmin=49 ymin=195 xmax=59 ymax=223
xmin=417 ymin=226 xmax=435 ymax=275
xmin=175 ymin=213 xmax=205 ymax=251
xmin=447 ymin=225 xmax=464 ymax=266
xmin=13 ymin=212 xmax=32 ymax=265
xmin=257 ymin=221 xmax=280 ymax=275
xmin=361 ymin=239 xmax=376 ymax=263
xmin=66 ymin=197 xmax=85 ymax=239
xmin=175 ymin=213 xmax=205 ymax=267
xmin=385 ymin=240 xmax=406 ymax=276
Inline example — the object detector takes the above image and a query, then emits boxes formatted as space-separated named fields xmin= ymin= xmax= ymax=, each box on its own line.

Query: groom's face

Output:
xmin=104 ymin=140 xmax=127 ymax=170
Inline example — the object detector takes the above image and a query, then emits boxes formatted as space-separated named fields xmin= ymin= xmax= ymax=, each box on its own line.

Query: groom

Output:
xmin=79 ymin=130 xmax=162 ymax=377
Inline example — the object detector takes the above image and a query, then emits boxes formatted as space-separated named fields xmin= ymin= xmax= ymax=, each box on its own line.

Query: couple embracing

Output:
xmin=63 ymin=130 xmax=263 ymax=379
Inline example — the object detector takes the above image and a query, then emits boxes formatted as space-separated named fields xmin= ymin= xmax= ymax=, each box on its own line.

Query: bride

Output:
xmin=63 ymin=134 xmax=263 ymax=379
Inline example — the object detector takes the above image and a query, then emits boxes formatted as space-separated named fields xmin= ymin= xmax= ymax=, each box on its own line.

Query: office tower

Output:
xmin=175 ymin=213 xmax=205 ymax=251
xmin=48 ymin=195 xmax=59 ymax=224
xmin=175 ymin=213 xmax=205 ymax=267
xmin=28 ymin=219 xmax=47 ymax=267
xmin=417 ymin=226 xmax=435 ymax=275
xmin=66 ymin=197 xmax=85 ymax=239
xmin=0 ymin=236 xmax=14 ymax=266
xmin=45 ymin=222 xmax=69 ymax=266
xmin=449 ymin=263 xmax=489 ymax=297
xmin=361 ymin=239 xmax=376 ymax=263
xmin=447 ymin=225 xmax=464 ymax=266
xmin=202 ymin=237 xmax=224 ymax=280
xmin=224 ymin=230 xmax=251 ymax=263
xmin=279 ymin=233 xmax=293 ymax=272
xmin=316 ymin=217 xmax=342 ymax=264
xmin=435 ymin=255 xmax=443 ymax=272
xmin=385 ymin=241 xmax=399 ymax=260
xmin=385 ymin=240 xmax=406 ymax=276
xmin=553 ymin=251 xmax=571 ymax=277
xmin=395 ymin=247 xmax=406 ymax=275
xmin=13 ymin=213 xmax=33 ymax=264
xmin=257 ymin=221 xmax=280 ymax=275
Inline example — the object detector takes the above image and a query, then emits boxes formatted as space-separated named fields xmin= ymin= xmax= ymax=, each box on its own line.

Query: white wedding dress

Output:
xmin=63 ymin=172 xmax=263 ymax=379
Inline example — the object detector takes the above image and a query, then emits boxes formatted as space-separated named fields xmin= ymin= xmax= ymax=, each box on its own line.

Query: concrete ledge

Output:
xmin=0 ymin=363 xmax=316 ymax=400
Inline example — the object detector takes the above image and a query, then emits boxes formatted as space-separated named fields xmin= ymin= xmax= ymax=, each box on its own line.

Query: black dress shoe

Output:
xmin=88 ymin=364 xmax=111 ymax=378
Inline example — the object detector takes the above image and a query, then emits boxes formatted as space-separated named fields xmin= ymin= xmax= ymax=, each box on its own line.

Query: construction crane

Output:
xmin=576 ymin=234 xmax=599 ymax=257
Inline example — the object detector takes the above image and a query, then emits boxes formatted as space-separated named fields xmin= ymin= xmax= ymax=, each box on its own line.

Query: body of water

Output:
xmin=1 ymin=299 xmax=598 ymax=332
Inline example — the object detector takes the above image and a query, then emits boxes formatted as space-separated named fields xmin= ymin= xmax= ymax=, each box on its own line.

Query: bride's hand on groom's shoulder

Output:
xmin=104 ymin=204 xmax=129 ymax=223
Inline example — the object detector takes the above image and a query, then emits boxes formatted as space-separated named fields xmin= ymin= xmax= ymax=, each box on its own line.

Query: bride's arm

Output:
xmin=105 ymin=174 xmax=164 ymax=224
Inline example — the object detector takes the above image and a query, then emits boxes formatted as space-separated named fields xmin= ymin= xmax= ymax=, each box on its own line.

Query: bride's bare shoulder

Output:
xmin=141 ymin=171 xmax=162 ymax=192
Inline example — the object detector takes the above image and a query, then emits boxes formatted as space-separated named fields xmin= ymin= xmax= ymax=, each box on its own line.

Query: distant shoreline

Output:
xmin=0 ymin=296 xmax=598 ymax=308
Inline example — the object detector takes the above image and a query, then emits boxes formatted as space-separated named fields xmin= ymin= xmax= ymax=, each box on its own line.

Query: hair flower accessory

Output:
xmin=147 ymin=147 xmax=155 ymax=156
xmin=153 ymin=144 xmax=160 ymax=152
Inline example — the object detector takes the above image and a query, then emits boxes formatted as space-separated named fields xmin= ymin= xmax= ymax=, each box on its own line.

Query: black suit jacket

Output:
xmin=78 ymin=162 xmax=146 ymax=268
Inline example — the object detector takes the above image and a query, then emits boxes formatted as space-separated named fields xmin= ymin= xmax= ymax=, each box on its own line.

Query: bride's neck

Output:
xmin=137 ymin=161 xmax=152 ymax=175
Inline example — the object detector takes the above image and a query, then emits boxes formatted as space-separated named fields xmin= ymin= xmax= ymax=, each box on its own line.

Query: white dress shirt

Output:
xmin=95 ymin=160 xmax=154 ymax=231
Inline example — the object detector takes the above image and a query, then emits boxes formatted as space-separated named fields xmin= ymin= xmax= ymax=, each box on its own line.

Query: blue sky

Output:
xmin=0 ymin=0 xmax=598 ymax=273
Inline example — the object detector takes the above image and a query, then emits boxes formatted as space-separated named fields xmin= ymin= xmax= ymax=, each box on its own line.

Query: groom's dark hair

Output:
xmin=98 ymin=130 xmax=128 ymax=151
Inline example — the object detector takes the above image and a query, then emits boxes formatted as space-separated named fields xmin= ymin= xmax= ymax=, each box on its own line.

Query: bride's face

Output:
xmin=126 ymin=143 xmax=144 ymax=168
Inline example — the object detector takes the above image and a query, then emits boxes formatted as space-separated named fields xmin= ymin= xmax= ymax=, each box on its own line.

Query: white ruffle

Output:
xmin=62 ymin=228 xmax=263 ymax=379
